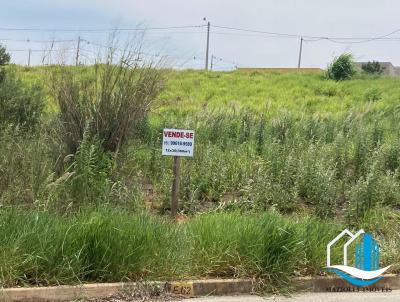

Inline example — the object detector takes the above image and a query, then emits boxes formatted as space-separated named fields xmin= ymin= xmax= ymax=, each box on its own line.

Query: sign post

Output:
xmin=171 ymin=156 xmax=181 ymax=217
xmin=162 ymin=128 xmax=195 ymax=218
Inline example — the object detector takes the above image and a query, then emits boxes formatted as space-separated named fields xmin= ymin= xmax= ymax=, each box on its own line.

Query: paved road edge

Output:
xmin=0 ymin=275 xmax=399 ymax=301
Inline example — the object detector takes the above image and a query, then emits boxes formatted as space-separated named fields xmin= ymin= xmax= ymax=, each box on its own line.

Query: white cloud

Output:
xmin=3 ymin=0 xmax=400 ymax=67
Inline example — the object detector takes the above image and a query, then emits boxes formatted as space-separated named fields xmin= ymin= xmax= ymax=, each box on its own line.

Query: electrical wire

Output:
xmin=213 ymin=24 xmax=400 ymax=42
xmin=0 ymin=25 xmax=205 ymax=33
xmin=212 ymin=55 xmax=240 ymax=68
xmin=0 ymin=38 xmax=75 ymax=43
xmin=210 ymin=31 xmax=297 ymax=39
xmin=8 ymin=48 xmax=75 ymax=52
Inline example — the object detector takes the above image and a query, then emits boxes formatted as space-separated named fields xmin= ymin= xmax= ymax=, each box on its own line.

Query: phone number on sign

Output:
xmin=164 ymin=141 xmax=193 ymax=146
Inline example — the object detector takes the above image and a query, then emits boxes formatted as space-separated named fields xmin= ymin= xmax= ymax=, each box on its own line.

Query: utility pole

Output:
xmin=27 ymin=38 xmax=31 ymax=67
xmin=75 ymin=36 xmax=81 ymax=66
xmin=28 ymin=49 xmax=31 ymax=67
xmin=205 ymin=20 xmax=210 ymax=71
xmin=297 ymin=37 xmax=303 ymax=69
xmin=210 ymin=55 xmax=214 ymax=71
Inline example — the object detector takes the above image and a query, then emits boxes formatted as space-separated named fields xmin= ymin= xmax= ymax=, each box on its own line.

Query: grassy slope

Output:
xmin=16 ymin=66 xmax=400 ymax=117
xmin=158 ymin=70 xmax=400 ymax=116
xmin=1 ymin=67 xmax=400 ymax=287
xmin=10 ymin=67 xmax=400 ymax=217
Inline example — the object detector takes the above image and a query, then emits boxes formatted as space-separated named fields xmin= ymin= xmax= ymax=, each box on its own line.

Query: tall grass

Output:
xmin=0 ymin=208 xmax=347 ymax=289
xmin=3 ymin=102 xmax=400 ymax=218
xmin=121 ymin=107 xmax=400 ymax=218
xmin=1 ymin=69 xmax=400 ymax=289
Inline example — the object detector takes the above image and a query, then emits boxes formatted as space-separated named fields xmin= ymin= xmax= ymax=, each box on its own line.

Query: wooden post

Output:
xmin=171 ymin=156 xmax=181 ymax=218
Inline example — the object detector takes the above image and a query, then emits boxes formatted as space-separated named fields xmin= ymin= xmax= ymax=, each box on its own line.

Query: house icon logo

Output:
xmin=325 ymin=229 xmax=390 ymax=286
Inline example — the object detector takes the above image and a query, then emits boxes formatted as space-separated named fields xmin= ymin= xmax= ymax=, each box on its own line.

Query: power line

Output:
xmin=0 ymin=38 xmax=75 ymax=43
xmin=81 ymin=38 xmax=166 ymax=58
xmin=212 ymin=24 xmax=400 ymax=42
xmin=213 ymin=25 xmax=299 ymax=38
xmin=4 ymin=22 xmax=400 ymax=69
xmin=211 ymin=55 xmax=240 ymax=68
xmin=0 ymin=25 xmax=205 ymax=33
xmin=8 ymin=48 xmax=75 ymax=52
xmin=212 ymin=31 xmax=400 ymax=43
xmin=2 ymin=23 xmax=399 ymax=42
xmin=210 ymin=31 xmax=297 ymax=39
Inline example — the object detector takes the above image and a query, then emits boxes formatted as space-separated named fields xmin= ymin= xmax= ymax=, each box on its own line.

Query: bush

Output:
xmin=0 ymin=67 xmax=44 ymax=130
xmin=51 ymin=43 xmax=165 ymax=155
xmin=0 ymin=44 xmax=10 ymax=83
xmin=326 ymin=53 xmax=356 ymax=81
xmin=362 ymin=61 xmax=384 ymax=75
xmin=0 ymin=44 xmax=10 ymax=66
xmin=364 ymin=87 xmax=382 ymax=102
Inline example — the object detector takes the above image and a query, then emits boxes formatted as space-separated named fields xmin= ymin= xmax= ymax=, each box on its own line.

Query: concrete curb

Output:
xmin=0 ymin=279 xmax=255 ymax=302
xmin=0 ymin=275 xmax=399 ymax=302
xmin=0 ymin=282 xmax=148 ymax=302
xmin=294 ymin=274 xmax=400 ymax=292
xmin=165 ymin=279 xmax=254 ymax=297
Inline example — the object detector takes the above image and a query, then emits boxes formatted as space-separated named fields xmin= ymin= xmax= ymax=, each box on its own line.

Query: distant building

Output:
xmin=354 ymin=62 xmax=400 ymax=77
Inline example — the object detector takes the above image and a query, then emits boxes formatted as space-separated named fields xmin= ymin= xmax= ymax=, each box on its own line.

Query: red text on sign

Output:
xmin=163 ymin=131 xmax=194 ymax=139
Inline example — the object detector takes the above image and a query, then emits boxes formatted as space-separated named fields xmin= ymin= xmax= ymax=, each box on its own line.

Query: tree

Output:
xmin=362 ymin=61 xmax=384 ymax=75
xmin=326 ymin=53 xmax=356 ymax=81
xmin=0 ymin=44 xmax=11 ymax=65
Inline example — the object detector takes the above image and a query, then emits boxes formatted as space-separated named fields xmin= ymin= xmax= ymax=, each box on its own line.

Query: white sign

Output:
xmin=162 ymin=128 xmax=195 ymax=157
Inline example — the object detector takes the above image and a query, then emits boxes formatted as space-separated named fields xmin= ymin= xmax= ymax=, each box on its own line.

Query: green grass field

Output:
xmin=1 ymin=66 xmax=400 ymax=288
xmin=159 ymin=70 xmax=400 ymax=115
xmin=0 ymin=208 xmax=341 ymax=288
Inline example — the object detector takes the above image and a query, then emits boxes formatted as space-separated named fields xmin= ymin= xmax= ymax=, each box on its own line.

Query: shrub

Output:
xmin=0 ymin=44 xmax=10 ymax=83
xmin=326 ymin=53 xmax=356 ymax=81
xmin=0 ymin=68 xmax=44 ymax=130
xmin=362 ymin=61 xmax=384 ymax=75
xmin=0 ymin=44 xmax=10 ymax=66
xmin=314 ymin=82 xmax=338 ymax=96
xmin=364 ymin=87 xmax=382 ymax=102
xmin=51 ymin=42 xmax=165 ymax=155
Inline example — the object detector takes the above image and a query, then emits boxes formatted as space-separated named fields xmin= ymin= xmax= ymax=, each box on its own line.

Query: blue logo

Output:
xmin=325 ymin=229 xmax=390 ymax=286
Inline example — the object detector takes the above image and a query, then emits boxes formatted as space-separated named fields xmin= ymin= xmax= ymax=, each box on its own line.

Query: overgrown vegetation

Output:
xmin=0 ymin=43 xmax=10 ymax=66
xmin=326 ymin=53 xmax=356 ymax=81
xmin=0 ymin=208 xmax=398 ymax=289
xmin=0 ymin=208 xmax=343 ymax=288
xmin=51 ymin=48 xmax=164 ymax=155
xmin=0 ymin=67 xmax=44 ymax=130
xmin=362 ymin=61 xmax=384 ymax=75
xmin=0 ymin=44 xmax=10 ymax=82
xmin=1 ymin=46 xmax=400 ymax=289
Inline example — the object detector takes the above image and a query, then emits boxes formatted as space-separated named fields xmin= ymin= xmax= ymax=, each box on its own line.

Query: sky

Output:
xmin=1 ymin=0 xmax=400 ymax=69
